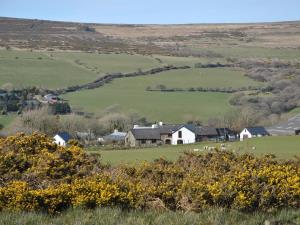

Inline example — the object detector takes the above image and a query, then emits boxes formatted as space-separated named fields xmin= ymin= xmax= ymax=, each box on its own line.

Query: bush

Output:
xmin=0 ymin=134 xmax=299 ymax=213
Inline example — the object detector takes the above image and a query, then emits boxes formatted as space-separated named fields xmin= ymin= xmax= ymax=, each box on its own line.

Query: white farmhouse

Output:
xmin=53 ymin=132 xmax=71 ymax=146
xmin=171 ymin=125 xmax=196 ymax=145
xmin=125 ymin=123 xmax=197 ymax=147
xmin=240 ymin=127 xmax=270 ymax=141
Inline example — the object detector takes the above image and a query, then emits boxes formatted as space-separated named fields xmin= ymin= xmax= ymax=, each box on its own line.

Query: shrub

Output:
xmin=0 ymin=134 xmax=299 ymax=213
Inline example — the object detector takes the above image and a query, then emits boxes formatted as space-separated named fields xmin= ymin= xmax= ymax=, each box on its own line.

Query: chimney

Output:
xmin=158 ymin=121 xmax=163 ymax=126
xmin=133 ymin=125 xmax=139 ymax=129
xmin=114 ymin=129 xmax=118 ymax=133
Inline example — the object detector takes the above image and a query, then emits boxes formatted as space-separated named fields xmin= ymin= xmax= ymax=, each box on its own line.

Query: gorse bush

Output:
xmin=0 ymin=133 xmax=299 ymax=213
xmin=0 ymin=133 xmax=99 ymax=187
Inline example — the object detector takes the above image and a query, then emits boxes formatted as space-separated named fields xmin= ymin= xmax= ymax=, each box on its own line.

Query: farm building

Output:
xmin=103 ymin=130 xmax=127 ymax=143
xmin=126 ymin=123 xmax=197 ymax=147
xmin=125 ymin=127 xmax=162 ymax=147
xmin=53 ymin=132 xmax=71 ymax=146
xmin=195 ymin=126 xmax=219 ymax=142
xmin=125 ymin=122 xmax=237 ymax=147
xmin=240 ymin=127 xmax=270 ymax=141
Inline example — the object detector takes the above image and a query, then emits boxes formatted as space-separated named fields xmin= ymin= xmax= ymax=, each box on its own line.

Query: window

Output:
xmin=151 ymin=139 xmax=156 ymax=143
xmin=141 ymin=140 xmax=146 ymax=144
xmin=168 ymin=133 xmax=172 ymax=137
xmin=178 ymin=131 xmax=182 ymax=138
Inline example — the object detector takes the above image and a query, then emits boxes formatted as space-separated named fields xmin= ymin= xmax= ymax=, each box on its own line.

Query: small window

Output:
xmin=141 ymin=140 xmax=146 ymax=144
xmin=178 ymin=131 xmax=182 ymax=138
xmin=152 ymin=139 xmax=156 ymax=143
xmin=168 ymin=133 xmax=172 ymax=137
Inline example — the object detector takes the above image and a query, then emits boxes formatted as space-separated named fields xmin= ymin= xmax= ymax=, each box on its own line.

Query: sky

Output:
xmin=1 ymin=0 xmax=300 ymax=24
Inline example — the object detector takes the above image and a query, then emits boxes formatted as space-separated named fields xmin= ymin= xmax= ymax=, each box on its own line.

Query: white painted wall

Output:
xmin=171 ymin=127 xmax=195 ymax=145
xmin=240 ymin=128 xmax=252 ymax=141
xmin=53 ymin=135 xmax=66 ymax=146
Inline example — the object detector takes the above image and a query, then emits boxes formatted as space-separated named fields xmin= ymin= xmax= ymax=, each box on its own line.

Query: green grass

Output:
xmin=90 ymin=136 xmax=300 ymax=165
xmin=64 ymin=77 xmax=233 ymax=122
xmin=0 ymin=50 xmax=161 ymax=89
xmin=204 ymin=47 xmax=300 ymax=60
xmin=288 ymin=107 xmax=300 ymax=116
xmin=143 ymin=68 xmax=262 ymax=89
xmin=0 ymin=115 xmax=15 ymax=128
xmin=0 ymin=207 xmax=298 ymax=225
xmin=0 ymin=50 xmax=99 ymax=89
xmin=51 ymin=52 xmax=161 ymax=74
xmin=154 ymin=55 xmax=227 ymax=66
xmin=64 ymin=67 xmax=260 ymax=122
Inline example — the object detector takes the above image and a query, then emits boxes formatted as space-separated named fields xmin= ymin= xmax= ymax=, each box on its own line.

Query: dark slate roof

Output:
xmin=246 ymin=127 xmax=270 ymax=136
xmin=131 ymin=128 xmax=161 ymax=140
xmin=157 ymin=125 xmax=182 ymax=134
xmin=216 ymin=128 xmax=237 ymax=136
xmin=196 ymin=126 xmax=218 ymax=136
xmin=57 ymin=132 xmax=71 ymax=142
xmin=158 ymin=124 xmax=197 ymax=134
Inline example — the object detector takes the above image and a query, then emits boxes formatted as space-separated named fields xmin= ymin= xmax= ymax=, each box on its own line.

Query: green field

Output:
xmin=91 ymin=136 xmax=300 ymax=165
xmin=199 ymin=47 xmax=300 ymax=60
xmin=64 ymin=67 xmax=260 ymax=122
xmin=64 ymin=79 xmax=233 ymax=122
xmin=0 ymin=50 xmax=161 ymax=89
xmin=0 ymin=50 xmax=99 ymax=89
xmin=143 ymin=68 xmax=262 ymax=89
xmin=51 ymin=52 xmax=161 ymax=74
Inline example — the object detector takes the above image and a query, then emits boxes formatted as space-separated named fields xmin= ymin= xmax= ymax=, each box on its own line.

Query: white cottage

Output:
xmin=240 ymin=127 xmax=270 ymax=141
xmin=53 ymin=132 xmax=71 ymax=146
xmin=171 ymin=126 xmax=196 ymax=145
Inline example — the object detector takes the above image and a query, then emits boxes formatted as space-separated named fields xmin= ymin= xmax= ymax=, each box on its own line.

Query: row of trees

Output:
xmin=1 ymin=106 xmax=149 ymax=140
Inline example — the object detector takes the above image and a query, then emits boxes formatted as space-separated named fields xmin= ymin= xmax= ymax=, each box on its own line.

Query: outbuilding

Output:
xmin=240 ymin=127 xmax=270 ymax=141
xmin=53 ymin=132 xmax=71 ymax=146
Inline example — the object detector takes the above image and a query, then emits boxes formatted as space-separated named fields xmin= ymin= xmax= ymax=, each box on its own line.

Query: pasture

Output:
xmin=0 ymin=50 xmax=98 ymax=89
xmin=143 ymin=68 xmax=262 ymax=89
xmin=203 ymin=47 xmax=300 ymax=60
xmin=64 ymin=79 xmax=233 ymax=122
xmin=64 ymin=66 xmax=260 ymax=122
xmin=91 ymin=136 xmax=300 ymax=165
xmin=0 ymin=50 xmax=161 ymax=89
xmin=51 ymin=52 xmax=161 ymax=74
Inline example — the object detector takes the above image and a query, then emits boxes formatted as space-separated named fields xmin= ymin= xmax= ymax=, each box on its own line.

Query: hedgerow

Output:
xmin=0 ymin=133 xmax=299 ymax=213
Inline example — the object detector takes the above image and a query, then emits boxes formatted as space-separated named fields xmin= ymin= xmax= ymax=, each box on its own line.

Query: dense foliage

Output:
xmin=0 ymin=133 xmax=299 ymax=213
xmin=0 ymin=133 xmax=99 ymax=187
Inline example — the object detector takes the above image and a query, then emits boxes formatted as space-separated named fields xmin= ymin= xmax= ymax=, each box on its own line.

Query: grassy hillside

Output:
xmin=143 ymin=68 xmax=262 ymax=89
xmin=206 ymin=47 xmax=300 ymax=60
xmin=0 ymin=50 xmax=161 ymax=89
xmin=64 ymin=77 xmax=233 ymax=122
xmin=92 ymin=136 xmax=300 ymax=165
xmin=64 ymin=66 xmax=262 ymax=122
xmin=0 ymin=50 xmax=98 ymax=89
xmin=51 ymin=52 xmax=161 ymax=74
